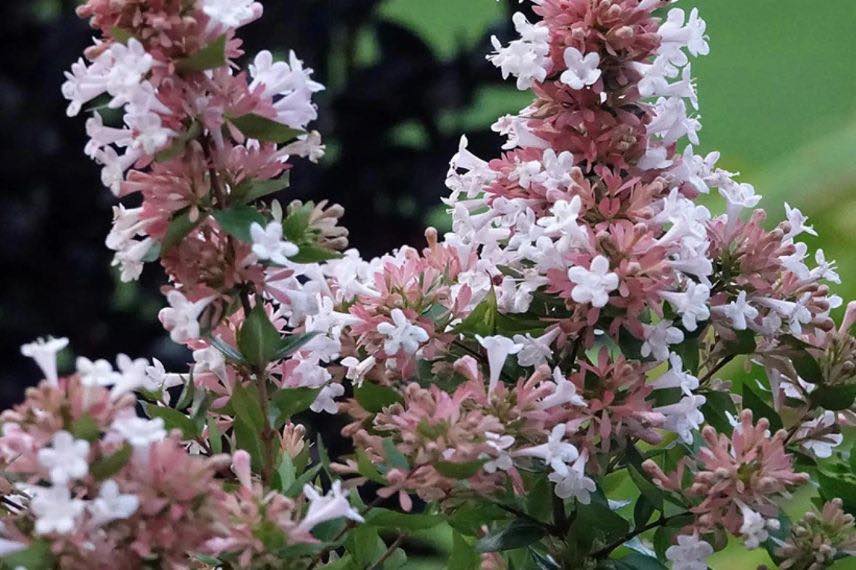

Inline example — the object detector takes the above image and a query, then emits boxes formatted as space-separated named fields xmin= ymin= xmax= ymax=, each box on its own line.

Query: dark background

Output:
xmin=0 ymin=0 xmax=527 ymax=406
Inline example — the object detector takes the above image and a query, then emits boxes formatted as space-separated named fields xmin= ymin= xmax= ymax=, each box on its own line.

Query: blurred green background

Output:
xmin=372 ymin=0 xmax=856 ymax=567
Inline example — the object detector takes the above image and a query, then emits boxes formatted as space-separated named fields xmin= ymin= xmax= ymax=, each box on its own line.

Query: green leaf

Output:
xmin=274 ymin=453 xmax=296 ymax=492
xmin=212 ymin=205 xmax=266 ymax=243
xmin=70 ymin=414 xmax=101 ymax=442
xmin=175 ymin=35 xmax=227 ymax=73
xmin=725 ymin=329 xmax=757 ymax=356
xmin=209 ymin=336 xmax=248 ymax=365
xmin=568 ymin=499 xmax=630 ymax=556
xmin=475 ymin=519 xmax=547 ymax=553
xmin=272 ymin=332 xmax=318 ymax=361
xmin=237 ymin=303 xmax=282 ymax=370
xmin=434 ymin=459 xmax=486 ymax=480
xmin=161 ymin=210 xmax=207 ymax=253
xmin=612 ymin=553 xmax=667 ymax=570
xmin=382 ymin=438 xmax=410 ymax=471
xmin=364 ymin=508 xmax=443 ymax=530
xmin=282 ymin=202 xmax=314 ymax=243
xmin=230 ymin=383 xmax=265 ymax=433
xmin=448 ymin=502 xmax=508 ymax=536
xmin=155 ymin=120 xmax=202 ymax=162
xmin=232 ymin=173 xmax=291 ymax=204
xmin=229 ymin=113 xmax=303 ymax=144
xmin=780 ymin=336 xmax=824 ymax=383
xmin=356 ymin=448 xmax=387 ymax=484
xmin=455 ymin=288 xmax=497 ymax=337
xmin=346 ymin=525 xmax=386 ymax=568
xmin=355 ymin=382 xmax=403 ymax=413
xmin=90 ymin=443 xmax=132 ymax=481
xmin=818 ymin=468 xmax=856 ymax=514
xmin=742 ymin=381 xmax=783 ymax=431
xmin=284 ymin=463 xmax=323 ymax=497
xmin=700 ymin=390 xmax=738 ymax=435
xmin=1 ymin=539 xmax=54 ymax=569
xmin=811 ymin=384 xmax=856 ymax=411
xmin=673 ymin=331 xmax=700 ymax=375
xmin=144 ymin=404 xmax=200 ymax=439
xmin=289 ymin=243 xmax=343 ymax=264
xmin=207 ymin=416 xmax=223 ymax=455
xmin=448 ymin=532 xmax=481 ymax=570
xmin=633 ymin=495 xmax=655 ymax=529
xmin=234 ymin=415 xmax=265 ymax=472
xmin=271 ymin=387 xmax=321 ymax=423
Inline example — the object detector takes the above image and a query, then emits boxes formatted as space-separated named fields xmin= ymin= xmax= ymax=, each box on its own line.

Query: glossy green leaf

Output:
xmin=212 ymin=205 xmax=266 ymax=243
xmin=811 ymin=384 xmax=856 ymax=411
xmin=434 ymin=459 xmax=486 ymax=480
xmin=355 ymin=381 xmax=403 ymax=413
xmin=364 ymin=508 xmax=443 ymax=530
xmin=144 ymin=404 xmax=200 ymax=439
xmin=271 ymin=386 xmax=321 ymax=423
xmin=448 ymin=532 xmax=481 ymax=570
xmin=229 ymin=113 xmax=303 ymax=144
xmin=289 ymin=243 xmax=343 ymax=264
xmin=161 ymin=210 xmax=207 ymax=253
xmin=232 ymin=173 xmax=291 ymax=204
xmin=455 ymin=288 xmax=497 ymax=337
xmin=237 ymin=303 xmax=282 ymax=370
xmin=70 ymin=414 xmax=101 ymax=442
xmin=741 ymin=381 xmax=783 ymax=431
xmin=90 ymin=443 xmax=132 ymax=481
xmin=176 ymin=35 xmax=227 ymax=73
xmin=230 ymin=383 xmax=265 ymax=433
xmin=475 ymin=519 xmax=546 ymax=553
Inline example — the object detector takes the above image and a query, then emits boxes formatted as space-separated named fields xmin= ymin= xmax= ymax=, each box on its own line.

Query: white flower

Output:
xmin=310 ymin=383 xmax=345 ymax=415
xmin=654 ymin=394 xmax=706 ymax=444
xmin=567 ymin=256 xmax=619 ymax=308
xmin=711 ymin=290 xmax=759 ymax=331
xmin=377 ymin=309 xmax=429 ymax=356
xmin=31 ymin=485 xmax=86 ymax=535
xmin=487 ymin=13 xmax=550 ymax=91
xmin=796 ymin=411 xmax=843 ymax=459
xmin=110 ymin=416 xmax=166 ymax=448
xmin=125 ymin=110 xmax=174 ymax=154
xmin=560 ymin=48 xmax=601 ymax=90
xmin=250 ymin=222 xmax=300 ymax=265
xmin=757 ymin=294 xmax=813 ymax=336
xmin=513 ymin=328 xmax=560 ymax=367
xmin=21 ymin=337 xmax=69 ymax=386
xmin=641 ymin=321 xmax=684 ymax=362
xmin=340 ymin=355 xmax=376 ymax=386
xmin=283 ymin=131 xmax=326 ymax=163
xmin=648 ymin=96 xmax=700 ymax=146
xmin=37 ymin=431 xmax=90 ymax=485
xmin=158 ymin=290 xmax=215 ymax=343
xmin=513 ymin=424 xmax=579 ymax=473
xmin=193 ymin=346 xmax=228 ymax=381
xmin=297 ymin=480 xmax=364 ymax=534
xmin=658 ymin=8 xmax=709 ymax=61
xmin=248 ymin=50 xmax=324 ymax=129
xmin=76 ymin=357 xmax=119 ymax=388
xmin=201 ymin=0 xmax=261 ymax=29
xmin=665 ymin=533 xmax=713 ymax=570
xmin=111 ymin=354 xmax=152 ymax=399
xmin=811 ymin=249 xmax=841 ymax=284
xmin=650 ymin=353 xmax=699 ymax=395
xmin=783 ymin=202 xmax=818 ymax=241
xmin=290 ymin=355 xmax=332 ymax=389
xmin=537 ymin=196 xmax=586 ymax=251
xmin=661 ymin=282 xmax=710 ymax=332
xmin=739 ymin=504 xmax=780 ymax=549
xmin=145 ymin=358 xmax=185 ymax=398
xmin=483 ymin=432 xmax=515 ymax=474
xmin=550 ymin=451 xmax=596 ymax=504
xmin=476 ymin=335 xmax=523 ymax=394
xmin=539 ymin=368 xmax=585 ymax=410
xmin=89 ymin=480 xmax=139 ymax=527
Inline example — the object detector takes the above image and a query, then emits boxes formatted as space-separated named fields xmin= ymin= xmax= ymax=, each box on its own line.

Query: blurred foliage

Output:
xmin=1 ymin=0 xmax=855 ymax=567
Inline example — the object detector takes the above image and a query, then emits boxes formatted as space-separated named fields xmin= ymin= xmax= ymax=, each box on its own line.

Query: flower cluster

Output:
xmin=2 ymin=0 xmax=855 ymax=568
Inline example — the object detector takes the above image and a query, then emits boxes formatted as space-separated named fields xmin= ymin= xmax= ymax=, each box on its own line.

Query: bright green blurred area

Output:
xmin=378 ymin=0 xmax=856 ymax=567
